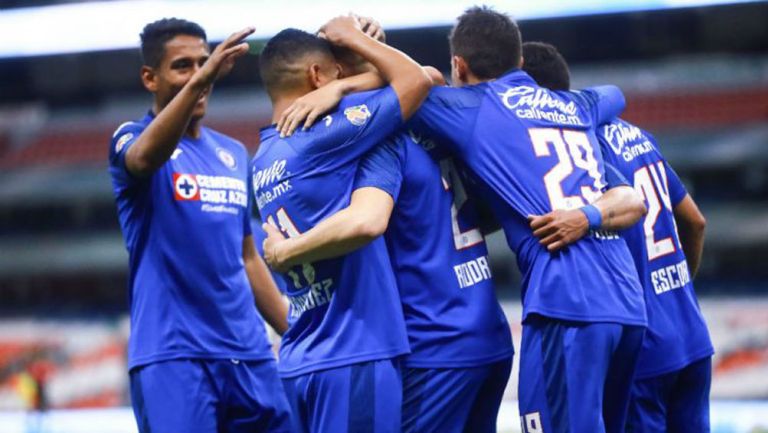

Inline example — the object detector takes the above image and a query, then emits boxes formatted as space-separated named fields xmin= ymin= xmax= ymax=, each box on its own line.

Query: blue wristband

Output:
xmin=580 ymin=204 xmax=602 ymax=230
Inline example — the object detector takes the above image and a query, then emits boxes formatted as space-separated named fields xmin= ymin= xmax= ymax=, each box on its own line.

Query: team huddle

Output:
xmin=109 ymin=6 xmax=713 ymax=433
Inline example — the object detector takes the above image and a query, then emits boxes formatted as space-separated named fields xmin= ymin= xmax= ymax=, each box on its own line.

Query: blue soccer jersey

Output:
xmin=251 ymin=86 xmax=410 ymax=378
xmin=109 ymin=112 xmax=274 ymax=370
xmin=354 ymin=130 xmax=514 ymax=368
xmin=410 ymin=70 xmax=646 ymax=326
xmin=598 ymin=118 xmax=713 ymax=378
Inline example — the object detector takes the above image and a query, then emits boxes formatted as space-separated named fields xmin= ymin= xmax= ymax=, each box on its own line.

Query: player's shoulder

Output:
xmin=111 ymin=117 xmax=148 ymax=138
xmin=339 ymin=87 xmax=393 ymax=107
xmin=110 ymin=116 xmax=148 ymax=146
xmin=109 ymin=116 xmax=150 ymax=159
xmin=204 ymin=127 xmax=247 ymax=154
xmin=425 ymin=84 xmax=483 ymax=109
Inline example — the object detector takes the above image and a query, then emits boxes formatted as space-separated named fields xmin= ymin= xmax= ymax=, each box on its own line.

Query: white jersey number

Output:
xmin=633 ymin=162 xmax=680 ymax=261
xmin=529 ymin=128 xmax=605 ymax=211
xmin=266 ymin=208 xmax=316 ymax=288
xmin=440 ymin=160 xmax=484 ymax=250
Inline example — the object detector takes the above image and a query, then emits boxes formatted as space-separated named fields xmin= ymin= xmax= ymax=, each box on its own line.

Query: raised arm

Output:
xmin=673 ymin=195 xmax=706 ymax=277
xmin=125 ymin=27 xmax=254 ymax=176
xmin=243 ymin=235 xmax=289 ymax=335
xmin=320 ymin=15 xmax=431 ymax=121
xmin=262 ymin=187 xmax=395 ymax=272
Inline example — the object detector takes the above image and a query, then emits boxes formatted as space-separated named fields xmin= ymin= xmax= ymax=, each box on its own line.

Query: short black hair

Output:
xmin=140 ymin=18 xmax=207 ymax=68
xmin=449 ymin=6 xmax=522 ymax=80
xmin=259 ymin=29 xmax=334 ymax=94
xmin=522 ymin=42 xmax=571 ymax=91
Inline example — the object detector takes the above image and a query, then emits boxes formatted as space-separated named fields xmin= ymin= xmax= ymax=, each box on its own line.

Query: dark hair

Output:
xmin=140 ymin=18 xmax=207 ymax=68
xmin=449 ymin=6 xmax=522 ymax=80
xmin=522 ymin=42 xmax=571 ymax=91
xmin=259 ymin=28 xmax=334 ymax=93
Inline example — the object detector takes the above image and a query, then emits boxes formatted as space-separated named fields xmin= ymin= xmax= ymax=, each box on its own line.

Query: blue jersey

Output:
xmin=354 ymin=131 xmax=514 ymax=368
xmin=251 ymin=87 xmax=409 ymax=378
xmin=410 ymin=70 xmax=646 ymax=326
xmin=109 ymin=112 xmax=273 ymax=370
xmin=598 ymin=118 xmax=713 ymax=378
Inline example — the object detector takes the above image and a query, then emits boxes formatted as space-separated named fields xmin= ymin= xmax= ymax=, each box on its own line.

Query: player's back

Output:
xmin=598 ymin=118 xmax=713 ymax=378
xmin=252 ymin=87 xmax=409 ymax=378
xmin=359 ymin=130 xmax=513 ymax=367
xmin=412 ymin=70 xmax=645 ymax=326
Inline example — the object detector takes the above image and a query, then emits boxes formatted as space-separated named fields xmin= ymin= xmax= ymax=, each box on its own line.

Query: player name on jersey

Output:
xmin=453 ymin=256 xmax=493 ymax=289
xmin=650 ymin=258 xmax=691 ymax=295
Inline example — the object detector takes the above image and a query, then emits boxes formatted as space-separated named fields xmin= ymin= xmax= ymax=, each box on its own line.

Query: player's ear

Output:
xmin=451 ymin=55 xmax=469 ymax=86
xmin=308 ymin=63 xmax=323 ymax=89
xmin=141 ymin=65 xmax=158 ymax=93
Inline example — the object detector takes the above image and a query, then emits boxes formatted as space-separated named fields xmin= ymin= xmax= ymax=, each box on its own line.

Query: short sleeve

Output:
xmin=664 ymin=161 xmax=688 ymax=207
xmin=604 ymin=162 xmax=630 ymax=188
xmin=108 ymin=121 xmax=145 ymax=189
xmin=353 ymin=134 xmax=406 ymax=202
xmin=305 ymin=86 xmax=403 ymax=166
xmin=574 ymin=85 xmax=626 ymax=125
xmin=408 ymin=85 xmax=482 ymax=157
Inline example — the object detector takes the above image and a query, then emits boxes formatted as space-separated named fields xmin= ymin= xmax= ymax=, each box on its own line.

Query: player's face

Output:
xmin=152 ymin=35 xmax=211 ymax=119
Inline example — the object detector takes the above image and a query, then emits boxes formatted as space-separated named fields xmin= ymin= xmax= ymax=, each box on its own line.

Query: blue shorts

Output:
xmin=130 ymin=358 xmax=294 ymax=433
xmin=518 ymin=315 xmax=645 ymax=433
xmin=402 ymin=357 xmax=512 ymax=433
xmin=627 ymin=356 xmax=712 ymax=433
xmin=281 ymin=358 xmax=402 ymax=433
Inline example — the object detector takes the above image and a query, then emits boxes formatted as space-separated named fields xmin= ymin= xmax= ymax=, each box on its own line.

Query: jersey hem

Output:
xmin=404 ymin=347 xmax=514 ymax=368
xmin=278 ymin=347 xmax=409 ymax=378
xmin=523 ymin=307 xmax=647 ymax=327
xmin=634 ymin=346 xmax=715 ymax=380
xmin=128 ymin=350 xmax=275 ymax=371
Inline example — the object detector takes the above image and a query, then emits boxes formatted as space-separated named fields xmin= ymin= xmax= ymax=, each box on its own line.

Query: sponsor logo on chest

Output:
xmin=172 ymin=172 xmax=248 ymax=214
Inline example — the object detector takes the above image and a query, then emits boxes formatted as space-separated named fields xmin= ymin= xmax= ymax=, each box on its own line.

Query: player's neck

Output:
xmin=151 ymin=102 xmax=203 ymax=139
xmin=271 ymin=91 xmax=311 ymax=124
xmin=185 ymin=119 xmax=202 ymax=139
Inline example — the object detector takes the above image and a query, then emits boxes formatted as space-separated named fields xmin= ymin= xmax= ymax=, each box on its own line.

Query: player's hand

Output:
xmin=528 ymin=209 xmax=589 ymax=252
xmin=193 ymin=26 xmax=255 ymax=87
xmin=319 ymin=15 xmax=363 ymax=46
xmin=277 ymin=81 xmax=344 ymax=137
xmin=356 ymin=15 xmax=385 ymax=42
xmin=262 ymin=223 xmax=290 ymax=272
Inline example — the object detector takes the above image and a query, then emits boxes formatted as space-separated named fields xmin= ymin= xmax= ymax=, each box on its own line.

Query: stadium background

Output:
xmin=0 ymin=0 xmax=766 ymax=431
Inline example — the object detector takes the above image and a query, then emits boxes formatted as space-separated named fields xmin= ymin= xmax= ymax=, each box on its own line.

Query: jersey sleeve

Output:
xmin=108 ymin=121 xmax=145 ymax=190
xmin=407 ymin=85 xmax=481 ymax=157
xmin=574 ymin=85 xmax=626 ymax=125
xmin=664 ymin=161 xmax=688 ymax=207
xmin=353 ymin=134 xmax=406 ymax=202
xmin=307 ymin=86 xmax=403 ymax=166
xmin=604 ymin=162 xmax=630 ymax=188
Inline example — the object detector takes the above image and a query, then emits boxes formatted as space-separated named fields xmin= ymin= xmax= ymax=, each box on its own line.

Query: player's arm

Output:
xmin=673 ymin=195 xmax=706 ymax=277
xmin=529 ymin=164 xmax=646 ymax=252
xmin=243 ymin=235 xmax=289 ymax=335
xmin=580 ymin=85 xmax=626 ymax=124
xmin=262 ymin=188 xmax=395 ymax=272
xmin=320 ymin=15 xmax=431 ymax=121
xmin=125 ymin=27 xmax=254 ymax=176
